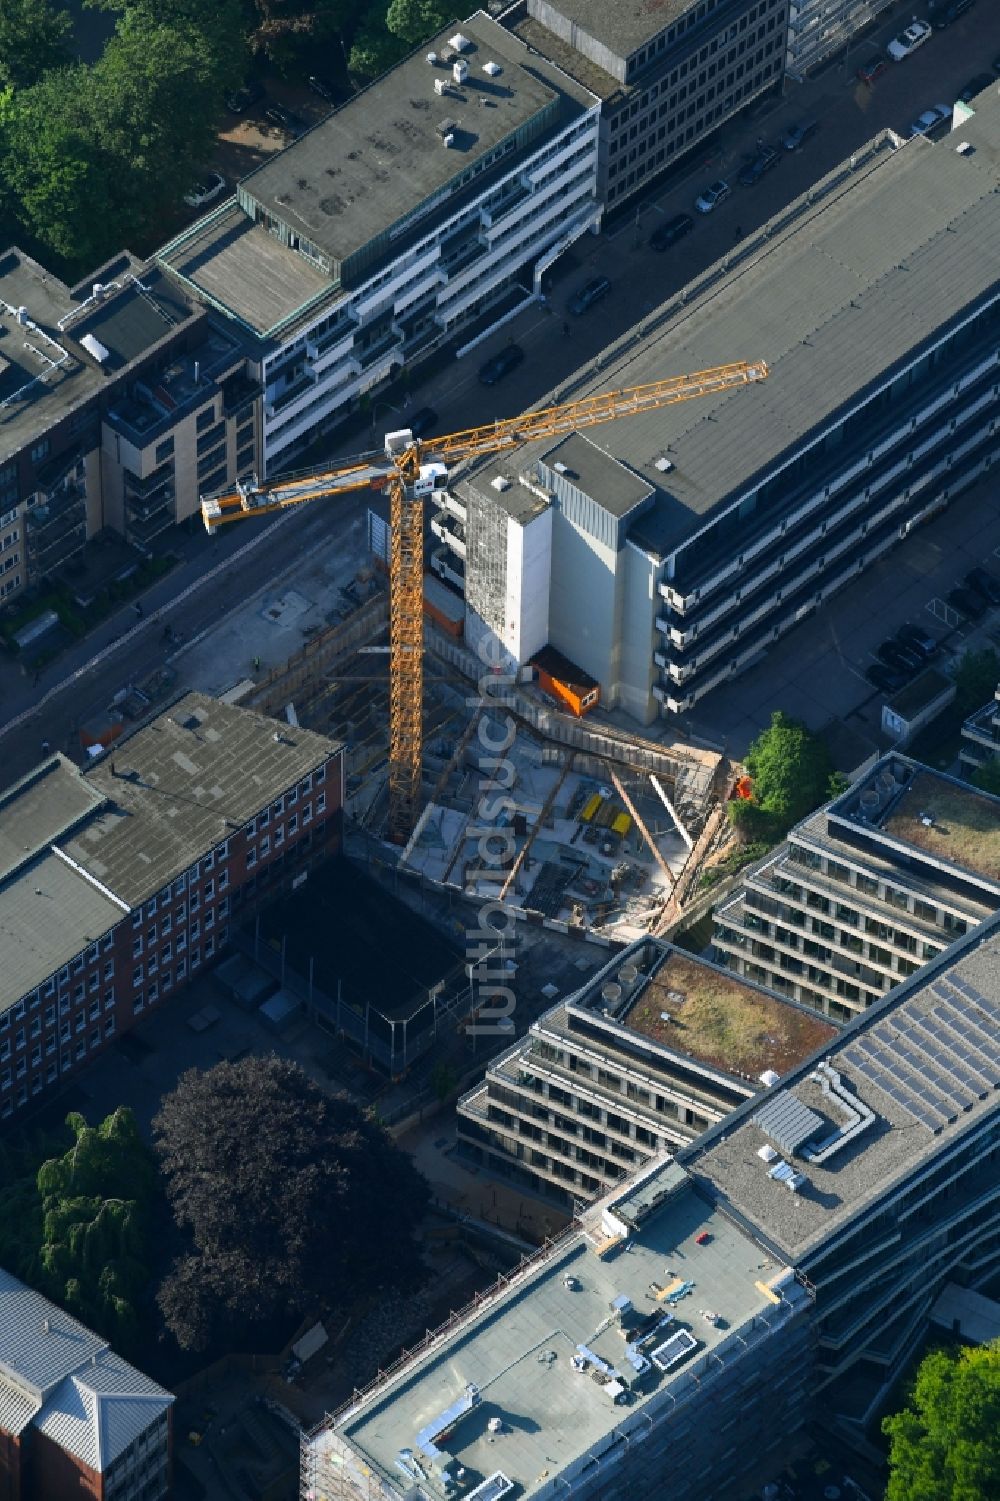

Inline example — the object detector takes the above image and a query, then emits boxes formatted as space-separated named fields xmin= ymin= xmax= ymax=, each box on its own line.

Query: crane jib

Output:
xmin=198 ymin=357 xmax=768 ymax=839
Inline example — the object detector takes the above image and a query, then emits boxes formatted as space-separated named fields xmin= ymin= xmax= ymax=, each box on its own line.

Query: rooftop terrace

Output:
xmin=158 ymin=204 xmax=334 ymax=339
xmin=325 ymin=1165 xmax=797 ymax=1501
xmin=621 ymin=950 xmax=838 ymax=1082
xmin=882 ymin=770 xmax=1000 ymax=883
xmin=828 ymin=756 xmax=1000 ymax=894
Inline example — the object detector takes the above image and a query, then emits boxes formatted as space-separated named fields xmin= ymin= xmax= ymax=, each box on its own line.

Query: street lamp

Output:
xmin=370 ymin=399 xmax=402 ymax=433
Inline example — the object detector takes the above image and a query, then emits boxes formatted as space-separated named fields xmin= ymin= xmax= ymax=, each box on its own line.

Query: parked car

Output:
xmin=856 ymin=54 xmax=889 ymax=85
xmin=959 ymin=73 xmax=994 ymax=102
xmin=225 ymin=80 xmax=265 ymax=114
xmin=308 ymin=75 xmax=337 ymax=102
xmin=781 ymin=119 xmax=819 ymax=152
xmin=183 ymin=171 xmax=226 ymax=209
xmin=478 ymin=345 xmax=525 ymax=386
xmin=738 ymin=144 xmax=781 ymax=186
xmin=896 ymin=623 xmax=940 ymax=657
xmin=876 ymin=640 xmax=923 ymax=673
xmin=406 ymin=406 xmax=439 ymax=439
xmin=649 ymin=213 xmax=694 ymax=250
xmin=887 ymin=20 xmax=932 ymax=60
xmin=569 ymin=275 xmax=612 ymax=316
xmin=265 ymin=102 xmax=301 ymax=131
xmin=866 ymin=664 xmax=908 ymax=694
xmin=933 ymin=0 xmax=974 ymax=26
xmin=948 ymin=585 xmax=988 ymax=620
xmin=965 ymin=567 xmax=1000 ymax=605
xmin=909 ymin=104 xmax=953 ymax=137
xmin=695 ymin=179 xmax=730 ymax=213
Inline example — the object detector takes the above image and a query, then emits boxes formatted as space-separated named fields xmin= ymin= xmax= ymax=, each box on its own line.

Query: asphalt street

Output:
xmin=1 ymin=5 xmax=995 ymax=779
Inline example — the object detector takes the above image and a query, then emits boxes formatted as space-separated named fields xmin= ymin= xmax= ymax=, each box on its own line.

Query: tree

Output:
xmin=970 ymin=757 xmax=1000 ymax=797
xmin=954 ymin=648 xmax=1000 ymax=717
xmin=0 ymin=0 xmax=245 ymax=275
xmin=154 ymin=1056 xmax=429 ymax=1352
xmin=348 ymin=9 xmax=409 ymax=77
xmin=34 ymin=1109 xmax=157 ymax=1353
xmin=0 ymin=0 xmax=71 ymax=89
xmin=385 ymin=0 xmax=452 ymax=46
xmin=728 ymin=711 xmax=840 ymax=843
xmin=883 ymin=1341 xmax=1000 ymax=1501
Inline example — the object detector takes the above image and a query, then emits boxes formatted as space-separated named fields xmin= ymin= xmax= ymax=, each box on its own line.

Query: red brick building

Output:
xmin=0 ymin=1269 xmax=173 ymax=1501
xmin=0 ymin=692 xmax=343 ymax=1122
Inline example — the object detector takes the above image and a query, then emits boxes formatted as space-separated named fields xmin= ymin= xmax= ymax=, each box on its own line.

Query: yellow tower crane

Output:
xmin=202 ymin=358 xmax=769 ymax=843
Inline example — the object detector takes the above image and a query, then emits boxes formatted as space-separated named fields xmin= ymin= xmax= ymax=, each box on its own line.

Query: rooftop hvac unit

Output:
xmin=491 ymin=475 xmax=511 ymax=491
xmin=434 ymin=78 xmax=447 ymax=95
xmin=443 ymin=134 xmax=456 ymax=148
xmin=449 ymin=32 xmax=472 ymax=51
xmin=15 ymin=306 xmax=29 ymax=326
xmin=453 ymin=59 xmax=469 ymax=85
xmin=553 ymin=461 xmax=570 ymax=475
xmin=482 ymin=60 xmax=502 ymax=76
xmin=426 ymin=51 xmax=438 ymax=63
xmin=654 ymin=456 xmax=674 ymax=472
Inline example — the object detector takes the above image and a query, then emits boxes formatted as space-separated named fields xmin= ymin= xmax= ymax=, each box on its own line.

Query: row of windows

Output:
xmin=612 ymin=17 xmax=779 ymax=146
xmin=244 ymin=772 xmax=327 ymax=838
xmin=133 ymin=933 xmax=222 ymax=1011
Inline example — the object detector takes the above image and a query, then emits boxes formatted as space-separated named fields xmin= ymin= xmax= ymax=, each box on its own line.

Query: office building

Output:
xmin=0 ymin=693 xmax=342 ymax=1123
xmin=0 ymin=248 xmax=261 ymax=601
xmin=713 ymin=755 xmax=1000 ymax=1020
xmin=959 ymin=682 xmax=1000 ymax=779
xmin=439 ymin=88 xmax=1000 ymax=725
xmin=511 ymin=0 xmax=789 ymax=211
xmin=0 ymin=1267 xmax=173 ymax=1501
xmin=457 ymin=937 xmax=837 ymax=1205
xmin=159 ymin=12 xmax=602 ymax=469
xmin=303 ymin=911 xmax=1000 ymax=1499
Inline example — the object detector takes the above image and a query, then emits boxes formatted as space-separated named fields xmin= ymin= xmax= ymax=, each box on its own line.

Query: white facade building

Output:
xmin=785 ymin=0 xmax=894 ymax=77
xmin=161 ymin=13 xmax=601 ymax=472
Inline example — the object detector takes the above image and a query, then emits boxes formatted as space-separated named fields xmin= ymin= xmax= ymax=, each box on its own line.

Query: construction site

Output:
xmin=190 ymin=363 xmax=763 ymax=944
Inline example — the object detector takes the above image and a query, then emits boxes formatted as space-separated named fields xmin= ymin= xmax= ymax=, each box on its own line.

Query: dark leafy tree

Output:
xmin=0 ymin=0 xmax=72 ymax=89
xmin=728 ymin=711 xmax=841 ymax=843
xmin=154 ymin=1056 xmax=429 ymax=1352
xmin=953 ymin=648 xmax=1000 ymax=717
xmin=348 ymin=7 xmax=409 ymax=77
xmin=385 ymin=0 xmax=453 ymax=46
xmin=0 ymin=0 xmax=245 ymax=274
xmin=883 ymin=1342 xmax=1000 ymax=1501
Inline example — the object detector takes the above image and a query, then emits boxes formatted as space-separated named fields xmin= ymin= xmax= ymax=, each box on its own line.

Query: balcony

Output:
xmin=305 ymin=309 xmax=358 ymax=361
xmin=431 ymin=511 xmax=466 ymax=558
xmin=25 ymin=483 xmax=87 ymax=573
xmin=221 ymin=371 xmax=259 ymax=418
xmin=669 ymin=324 xmax=1000 ymax=610
xmin=357 ymin=331 xmax=403 ymax=372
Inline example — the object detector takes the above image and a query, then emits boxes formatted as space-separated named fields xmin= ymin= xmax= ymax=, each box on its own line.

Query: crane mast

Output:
xmin=202 ymin=359 xmax=769 ymax=843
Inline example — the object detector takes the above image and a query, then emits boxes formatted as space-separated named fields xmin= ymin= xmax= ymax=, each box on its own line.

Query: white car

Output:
xmin=909 ymin=103 xmax=952 ymax=137
xmin=695 ymin=179 xmax=730 ymax=214
xmin=183 ymin=171 xmax=226 ymax=209
xmin=887 ymin=20 xmax=931 ymax=60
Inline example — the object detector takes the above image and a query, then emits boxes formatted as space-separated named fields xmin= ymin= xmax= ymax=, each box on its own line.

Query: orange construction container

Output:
xmin=529 ymin=645 xmax=600 ymax=718
xmin=422 ymin=573 xmax=464 ymax=639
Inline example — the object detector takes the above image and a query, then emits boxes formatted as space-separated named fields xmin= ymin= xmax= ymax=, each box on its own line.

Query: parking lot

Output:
xmin=685 ymin=468 xmax=1000 ymax=762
